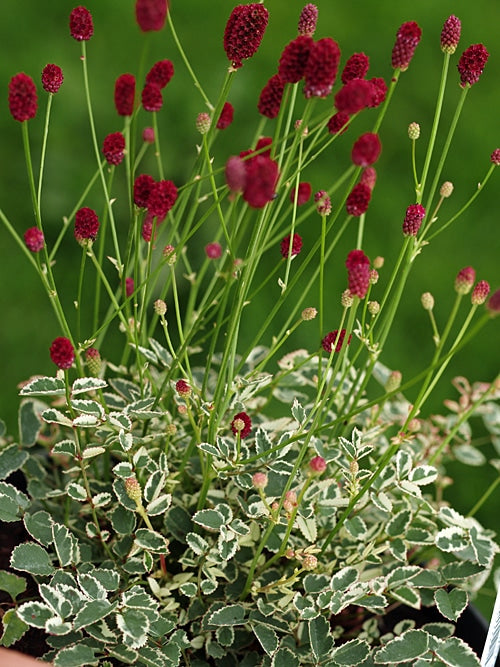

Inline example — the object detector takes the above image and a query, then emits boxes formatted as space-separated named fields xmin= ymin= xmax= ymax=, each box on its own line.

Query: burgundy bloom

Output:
xmin=367 ymin=77 xmax=387 ymax=108
xmin=8 ymin=73 xmax=37 ymax=122
xmin=441 ymin=15 xmax=461 ymax=54
xmin=257 ymin=73 xmax=284 ymax=119
xmin=225 ymin=156 xmax=247 ymax=192
xmin=402 ymin=203 xmax=426 ymax=236
xmin=147 ymin=179 xmax=178 ymax=220
xmin=175 ymin=379 xmax=191 ymax=397
xmin=50 ymin=337 xmax=75 ymax=370
xmin=74 ymin=207 xmax=99 ymax=243
xmin=217 ymin=102 xmax=234 ymax=129
xmin=114 ymin=74 xmax=136 ymax=116
xmin=455 ymin=266 xmax=476 ymax=295
xmin=135 ymin=0 xmax=168 ymax=32
xmin=205 ymin=242 xmax=223 ymax=259
xmin=134 ymin=173 xmax=155 ymax=208
xmin=304 ymin=37 xmax=341 ymax=98
xmin=231 ymin=411 xmax=252 ymax=438
xmin=486 ymin=289 xmax=500 ymax=315
xmin=327 ymin=111 xmax=350 ymax=135
xmin=254 ymin=136 xmax=273 ymax=157
xmin=298 ymin=4 xmax=318 ymax=37
xmin=391 ymin=21 xmax=422 ymax=71
xmin=125 ymin=277 xmax=135 ymax=298
xmin=41 ymin=64 xmax=64 ymax=94
xmin=314 ymin=190 xmax=332 ymax=216
xmin=278 ymin=35 xmax=314 ymax=83
xmin=141 ymin=215 xmax=155 ymax=242
xmin=346 ymin=249 xmax=371 ymax=299
xmin=321 ymin=328 xmax=352 ymax=353
xmin=102 ymin=132 xmax=126 ymax=166
xmin=360 ymin=166 xmax=377 ymax=191
xmin=224 ymin=3 xmax=269 ymax=70
xmin=280 ymin=233 xmax=303 ymax=258
xmin=457 ymin=44 xmax=489 ymax=87
xmin=351 ymin=133 xmax=381 ymax=167
xmin=69 ymin=6 xmax=94 ymax=41
xmin=24 ymin=227 xmax=44 ymax=253
xmin=143 ymin=127 xmax=155 ymax=143
xmin=334 ymin=78 xmax=373 ymax=115
xmin=142 ymin=82 xmax=163 ymax=112
xmin=341 ymin=52 xmax=370 ymax=84
xmin=146 ymin=59 xmax=174 ymax=88
xmin=491 ymin=149 xmax=500 ymax=165
xmin=346 ymin=182 xmax=372 ymax=216
xmin=471 ymin=280 xmax=490 ymax=305
xmin=290 ymin=182 xmax=312 ymax=206
xmin=309 ymin=455 xmax=327 ymax=474
xmin=242 ymin=155 xmax=279 ymax=208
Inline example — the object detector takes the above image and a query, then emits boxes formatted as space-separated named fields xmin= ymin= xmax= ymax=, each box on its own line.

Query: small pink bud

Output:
xmin=252 ymin=472 xmax=268 ymax=489
xmin=454 ymin=266 xmax=476 ymax=295
xmin=124 ymin=476 xmax=142 ymax=503
xmin=309 ymin=455 xmax=327 ymax=475
xmin=402 ymin=204 xmax=426 ymax=236
xmin=302 ymin=554 xmax=318 ymax=571
xmin=385 ymin=370 xmax=402 ymax=393
xmin=471 ymin=280 xmax=490 ymax=305
xmin=486 ymin=289 xmax=500 ymax=315
xmin=175 ymin=379 xmax=191 ymax=398
xmin=421 ymin=292 xmax=434 ymax=311
xmin=441 ymin=15 xmax=461 ymax=54
xmin=408 ymin=122 xmax=420 ymax=140
xmin=142 ymin=127 xmax=155 ymax=143
xmin=24 ymin=227 xmax=44 ymax=253
xmin=205 ymin=242 xmax=222 ymax=259
xmin=196 ymin=112 xmax=211 ymax=135
xmin=297 ymin=4 xmax=318 ymax=37
xmin=314 ymin=190 xmax=332 ymax=216
xmin=85 ymin=348 xmax=102 ymax=376
xmin=301 ymin=307 xmax=317 ymax=321
xmin=491 ymin=149 xmax=500 ymax=165
xmin=154 ymin=299 xmax=167 ymax=316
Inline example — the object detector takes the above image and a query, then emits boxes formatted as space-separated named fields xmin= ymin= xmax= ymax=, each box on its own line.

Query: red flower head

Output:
xmin=491 ymin=149 xmax=500 ymax=165
xmin=254 ymin=136 xmax=273 ymax=157
xmin=298 ymin=4 xmax=318 ymax=37
xmin=147 ymin=180 xmax=178 ymax=221
xmin=314 ymin=190 xmax=332 ymax=216
xmin=225 ymin=156 xmax=247 ymax=192
xmin=290 ymin=182 xmax=312 ymax=206
xmin=146 ymin=59 xmax=174 ymax=88
xmin=102 ymin=132 xmax=126 ymax=166
xmin=205 ymin=242 xmax=223 ymax=259
xmin=242 ymin=155 xmax=279 ymax=208
xmin=341 ymin=52 xmax=370 ymax=84
xmin=280 ymin=233 xmax=303 ymax=258
xmin=279 ymin=35 xmax=314 ymax=83
xmin=50 ymin=337 xmax=75 ymax=370
xmin=304 ymin=37 xmax=341 ymax=98
xmin=346 ymin=249 xmax=371 ymax=298
xmin=367 ymin=77 xmax=387 ymax=108
xmin=231 ymin=411 xmax=252 ymax=438
xmin=217 ymin=102 xmax=234 ymax=129
xmin=327 ymin=111 xmax=350 ymax=135
xmin=175 ymin=379 xmax=192 ymax=398
xmin=41 ymin=64 xmax=64 ymax=94
xmin=69 ymin=6 xmax=94 ymax=41
xmin=334 ymin=78 xmax=373 ymax=115
xmin=457 ymin=44 xmax=489 ymax=87
xmin=321 ymin=328 xmax=352 ymax=353
xmin=471 ymin=280 xmax=490 ymax=305
xmin=142 ymin=127 xmax=155 ymax=143
xmin=8 ymin=73 xmax=37 ymax=122
xmin=257 ymin=74 xmax=285 ymax=118
xmin=455 ymin=266 xmax=476 ymax=295
xmin=487 ymin=289 xmax=500 ymax=316
xmin=391 ymin=21 xmax=422 ymax=71
xmin=142 ymin=82 xmax=163 ymax=112
xmin=135 ymin=0 xmax=168 ymax=32
xmin=224 ymin=3 xmax=269 ymax=70
xmin=74 ymin=207 xmax=99 ymax=244
xmin=351 ymin=132 xmax=381 ymax=167
xmin=125 ymin=277 xmax=135 ymax=297
xmin=346 ymin=182 xmax=372 ymax=216
xmin=24 ymin=227 xmax=44 ymax=253
xmin=114 ymin=74 xmax=136 ymax=116
xmin=441 ymin=15 xmax=461 ymax=55
xmin=402 ymin=203 xmax=426 ymax=236
xmin=134 ymin=173 xmax=155 ymax=208
xmin=360 ymin=166 xmax=377 ymax=191
xmin=141 ymin=215 xmax=155 ymax=242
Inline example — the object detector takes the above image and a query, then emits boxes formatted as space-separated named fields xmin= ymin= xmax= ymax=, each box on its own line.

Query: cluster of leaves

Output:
xmin=0 ymin=346 xmax=498 ymax=665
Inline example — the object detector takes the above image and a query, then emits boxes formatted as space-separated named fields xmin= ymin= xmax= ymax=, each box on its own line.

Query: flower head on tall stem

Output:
xmin=391 ymin=21 xmax=422 ymax=71
xmin=346 ymin=249 xmax=371 ymax=298
xmin=454 ymin=266 xmax=476 ymax=295
xmin=231 ymin=412 xmax=252 ymax=438
xmin=471 ymin=280 xmax=490 ymax=305
xmin=50 ymin=337 xmax=75 ymax=370
xmin=257 ymin=74 xmax=284 ymax=119
xmin=102 ymin=132 xmax=126 ymax=166
xmin=321 ymin=329 xmax=352 ymax=353
xmin=135 ymin=0 xmax=168 ymax=32
xmin=441 ymin=16 xmax=461 ymax=55
xmin=487 ymin=289 xmax=500 ymax=316
xmin=114 ymin=74 xmax=136 ymax=116
xmin=41 ymin=64 xmax=64 ymax=94
xmin=146 ymin=59 xmax=174 ymax=88
xmin=142 ymin=83 xmax=163 ymax=112
xmin=304 ymin=37 xmax=341 ymax=98
xmin=280 ymin=233 xmax=303 ymax=258
xmin=341 ymin=52 xmax=370 ymax=84
xmin=491 ymin=149 xmax=500 ymax=165
xmin=147 ymin=180 xmax=178 ymax=221
xmin=351 ymin=133 xmax=381 ymax=167
xmin=314 ymin=190 xmax=332 ymax=216
xmin=8 ymin=73 xmax=37 ymax=122
xmin=74 ymin=207 xmax=99 ymax=244
xmin=334 ymin=78 xmax=373 ymax=115
xmin=290 ymin=182 xmax=312 ymax=206
xmin=223 ymin=3 xmax=269 ymax=70
xmin=24 ymin=227 xmax=44 ymax=253
xmin=327 ymin=111 xmax=350 ymax=135
xmin=278 ymin=36 xmax=314 ymax=83
xmin=242 ymin=155 xmax=279 ymax=208
xmin=217 ymin=102 xmax=234 ymax=129
xmin=69 ymin=6 xmax=94 ymax=41
xmin=346 ymin=183 xmax=372 ymax=217
xmin=205 ymin=242 xmax=222 ymax=259
xmin=457 ymin=44 xmax=489 ymax=87
xmin=402 ymin=204 xmax=426 ymax=236
xmin=134 ymin=173 xmax=155 ymax=208
xmin=297 ymin=4 xmax=318 ymax=37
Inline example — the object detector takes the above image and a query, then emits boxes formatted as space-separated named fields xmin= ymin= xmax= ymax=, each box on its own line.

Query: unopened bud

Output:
xmin=163 ymin=244 xmax=177 ymax=264
xmin=385 ymin=370 xmax=402 ymax=393
xmin=125 ymin=476 xmax=142 ymax=503
xmin=301 ymin=307 xmax=317 ymax=321
xmin=196 ymin=112 xmax=211 ymax=134
xmin=421 ymin=292 xmax=434 ymax=311
xmin=165 ymin=423 xmax=177 ymax=436
xmin=368 ymin=300 xmax=380 ymax=316
xmin=85 ymin=348 xmax=102 ymax=376
xmin=440 ymin=181 xmax=454 ymax=198
xmin=252 ymin=472 xmax=268 ymax=489
xmin=341 ymin=289 xmax=354 ymax=308
xmin=154 ymin=299 xmax=167 ymax=316
xmin=175 ymin=379 xmax=192 ymax=398
xmin=309 ymin=455 xmax=327 ymax=475
xmin=302 ymin=554 xmax=318 ymax=571
xmin=408 ymin=122 xmax=420 ymax=140
xmin=373 ymin=256 xmax=384 ymax=269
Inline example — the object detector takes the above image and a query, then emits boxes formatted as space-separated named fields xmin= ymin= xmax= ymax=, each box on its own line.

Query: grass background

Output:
xmin=0 ymin=0 xmax=499 ymax=615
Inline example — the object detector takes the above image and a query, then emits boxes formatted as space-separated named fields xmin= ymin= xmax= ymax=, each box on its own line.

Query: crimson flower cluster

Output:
xmin=224 ymin=3 xmax=269 ymax=69
xmin=133 ymin=174 xmax=178 ymax=235
xmin=225 ymin=138 xmax=279 ymax=209
xmin=280 ymin=233 xmax=303 ymax=258
xmin=346 ymin=249 xmax=371 ymax=298
xmin=69 ymin=6 xmax=94 ymax=41
xmin=24 ymin=228 xmax=44 ymax=253
xmin=440 ymin=15 xmax=461 ymax=54
xmin=114 ymin=74 xmax=136 ymax=116
xmin=74 ymin=207 xmax=100 ymax=244
xmin=457 ymin=44 xmax=489 ymax=87
xmin=135 ymin=0 xmax=168 ymax=32
xmin=346 ymin=183 xmax=372 ymax=217
xmin=231 ymin=412 xmax=252 ymax=438
xmin=8 ymin=73 xmax=37 ymax=122
xmin=41 ymin=64 xmax=64 ymax=94
xmin=351 ymin=133 xmax=382 ymax=167
xmin=391 ymin=21 xmax=422 ymax=70
xmin=402 ymin=204 xmax=426 ymax=236
xmin=216 ymin=102 xmax=234 ymax=130
xmin=49 ymin=337 xmax=75 ymax=370
xmin=321 ymin=328 xmax=352 ymax=354
xmin=290 ymin=182 xmax=312 ymax=206
xmin=102 ymin=132 xmax=126 ymax=166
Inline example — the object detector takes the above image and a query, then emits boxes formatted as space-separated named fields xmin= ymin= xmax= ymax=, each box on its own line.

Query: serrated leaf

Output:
xmin=51 ymin=439 xmax=77 ymax=457
xmin=291 ymin=398 xmax=306 ymax=424
xmin=308 ymin=615 xmax=333 ymax=660
xmin=73 ymin=599 xmax=115 ymax=631
xmin=198 ymin=441 xmax=220 ymax=457
xmin=0 ymin=608 xmax=29 ymax=647
xmin=180 ymin=582 xmax=198 ymax=597
xmin=117 ymin=608 xmax=149 ymax=649
xmin=253 ymin=623 xmax=278 ymax=655
xmin=109 ymin=411 xmax=132 ymax=430
xmin=92 ymin=492 xmax=112 ymax=508
xmin=186 ymin=532 xmax=209 ymax=556
xmin=82 ymin=446 xmax=106 ymax=459
xmin=10 ymin=542 xmax=54 ymax=575
xmin=193 ymin=508 xmax=225 ymax=532
xmin=71 ymin=377 xmax=107 ymax=395
xmin=111 ymin=505 xmax=136 ymax=534
xmin=435 ymin=636 xmax=481 ymax=666
xmin=118 ymin=429 xmax=134 ymax=452
xmin=441 ymin=561 xmax=484 ymax=581
xmin=66 ymin=482 xmax=88 ymax=502
xmin=53 ymin=642 xmax=97 ymax=666
xmin=0 ymin=443 xmax=28 ymax=481
xmin=330 ymin=567 xmax=358 ymax=591
xmin=53 ymin=523 xmax=80 ymax=567
xmin=73 ymin=413 xmax=100 ymax=427
xmin=148 ymin=338 xmax=172 ymax=366
xmin=19 ymin=376 xmax=65 ymax=396
xmin=395 ymin=450 xmax=413 ymax=480
xmin=296 ymin=514 xmax=317 ymax=542
xmin=387 ymin=509 xmax=412 ymax=537
xmin=17 ymin=601 xmax=54 ymax=629
xmin=331 ymin=638 xmax=370 ymax=665
xmin=0 ymin=571 xmax=27 ymax=600
xmin=42 ymin=408 xmax=73 ymax=427
xmin=78 ymin=573 xmax=107 ymax=600
xmin=409 ymin=465 xmax=438 ymax=485
xmin=18 ymin=399 xmax=43 ymax=447
xmin=71 ymin=399 xmax=105 ymax=418
xmin=344 ymin=515 xmax=367 ymax=540
xmin=135 ymin=528 xmax=170 ymax=554
xmin=208 ymin=604 xmax=246 ymax=626
xmin=391 ymin=585 xmax=421 ymax=609
xmin=374 ymin=629 xmax=429 ymax=663
xmin=387 ymin=566 xmax=422 ymax=588
xmin=271 ymin=646 xmax=299 ymax=667
xmin=435 ymin=527 xmax=469 ymax=552
xmin=469 ymin=525 xmax=495 ymax=566
xmin=434 ymin=588 xmax=468 ymax=622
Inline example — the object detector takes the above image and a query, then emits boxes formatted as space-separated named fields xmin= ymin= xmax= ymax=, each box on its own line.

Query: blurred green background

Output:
xmin=1 ymin=0 xmax=499 ymax=613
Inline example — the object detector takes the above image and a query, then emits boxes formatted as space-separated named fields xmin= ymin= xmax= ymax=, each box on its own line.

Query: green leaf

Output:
xmin=81 ymin=446 xmax=105 ymax=459
xmin=0 ymin=444 xmax=27 ymax=483
xmin=409 ymin=465 xmax=438 ymax=485
xmin=73 ymin=599 xmax=116 ymax=631
xmin=271 ymin=647 xmax=300 ymax=667
xmin=344 ymin=515 xmax=367 ymax=540
xmin=291 ymin=398 xmax=306 ymax=424
xmin=387 ymin=566 xmax=421 ymax=588
xmin=434 ymin=636 xmax=481 ymax=666
xmin=193 ymin=508 xmax=225 ymax=532
xmin=208 ymin=604 xmax=246 ymax=626
xmin=54 ymin=642 xmax=98 ymax=666
xmin=330 ymin=567 xmax=358 ymax=591
xmin=135 ymin=528 xmax=170 ymax=554
xmin=180 ymin=582 xmax=198 ymax=597
xmin=374 ymin=629 xmax=429 ymax=664
xmin=71 ymin=377 xmax=107 ymax=395
xmin=0 ymin=571 xmax=27 ymax=600
xmin=469 ymin=525 xmax=496 ymax=566
xmin=52 ymin=439 xmax=77 ymax=457
xmin=308 ymin=615 xmax=333 ymax=660
xmin=117 ymin=608 xmax=150 ymax=649
xmin=441 ymin=561 xmax=484 ymax=581
xmin=331 ymin=638 xmax=370 ymax=665
xmin=454 ymin=444 xmax=486 ymax=466
xmin=18 ymin=399 xmax=43 ymax=446
xmin=0 ymin=481 xmax=30 ymax=522
xmin=0 ymin=608 xmax=29 ymax=647
xmin=435 ymin=527 xmax=469 ymax=552
xmin=252 ymin=623 xmax=279 ymax=656
xmin=17 ymin=601 xmax=54 ymax=628
xmin=19 ymin=376 xmax=65 ymax=396
xmin=66 ymin=482 xmax=88 ymax=502
xmin=186 ymin=532 xmax=209 ymax=556
xmin=386 ymin=509 xmax=412 ymax=537
xmin=391 ymin=585 xmax=421 ymax=609
xmin=434 ymin=589 xmax=468 ymax=622
xmin=110 ymin=505 xmax=136 ymax=534
xmin=10 ymin=542 xmax=54 ymax=575
xmin=41 ymin=407 xmax=73 ymax=427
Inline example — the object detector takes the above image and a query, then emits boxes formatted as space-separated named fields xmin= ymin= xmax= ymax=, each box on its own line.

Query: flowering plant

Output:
xmin=0 ymin=2 xmax=499 ymax=666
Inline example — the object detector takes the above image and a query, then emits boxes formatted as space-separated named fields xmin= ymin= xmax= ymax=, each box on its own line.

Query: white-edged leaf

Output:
xmin=19 ymin=376 xmax=65 ymax=396
xmin=51 ymin=439 xmax=77 ymax=457
xmin=252 ymin=623 xmax=279 ymax=656
xmin=42 ymin=408 xmax=72 ymax=427
xmin=108 ymin=411 xmax=132 ymax=430
xmin=434 ymin=636 xmax=482 ymax=666
xmin=82 ymin=446 xmax=105 ymax=459
xmin=208 ymin=604 xmax=246 ymax=626
xmin=193 ymin=508 xmax=225 ymax=532
xmin=434 ymin=588 xmax=468 ymax=621
xmin=72 ymin=377 xmax=107 ymax=395
xmin=409 ymin=465 xmax=438 ymax=486
xmin=186 ymin=532 xmax=209 ymax=556
xmin=146 ymin=493 xmax=171 ymax=516
xmin=374 ymin=629 xmax=429 ymax=663
xmin=435 ymin=527 xmax=469 ymax=552
xmin=66 ymin=482 xmax=88 ymax=502
xmin=10 ymin=542 xmax=54 ymax=576
xmin=331 ymin=638 xmax=370 ymax=665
